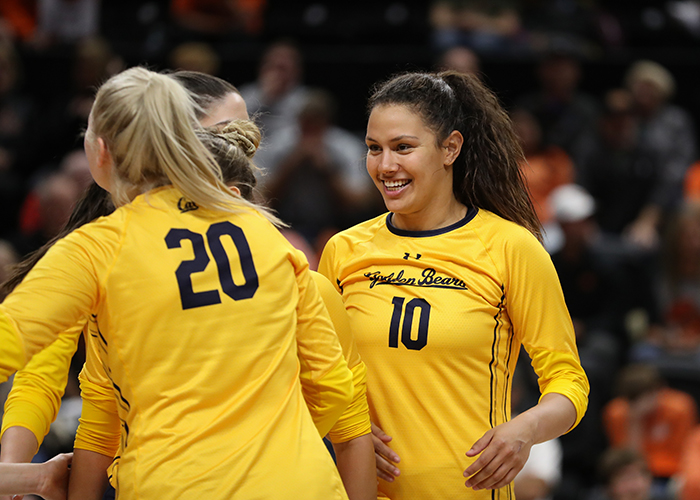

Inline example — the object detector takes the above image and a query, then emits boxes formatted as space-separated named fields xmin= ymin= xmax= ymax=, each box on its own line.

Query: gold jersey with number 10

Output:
xmin=319 ymin=207 xmax=589 ymax=500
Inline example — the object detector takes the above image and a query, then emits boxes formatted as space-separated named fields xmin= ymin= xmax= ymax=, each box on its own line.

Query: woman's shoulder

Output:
xmin=326 ymin=213 xmax=390 ymax=247
xmin=472 ymin=209 xmax=540 ymax=244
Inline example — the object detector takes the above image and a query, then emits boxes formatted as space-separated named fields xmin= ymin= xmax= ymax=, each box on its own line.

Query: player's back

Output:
xmin=87 ymin=187 xmax=348 ymax=499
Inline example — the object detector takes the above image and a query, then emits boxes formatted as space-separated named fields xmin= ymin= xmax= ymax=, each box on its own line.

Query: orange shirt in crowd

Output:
xmin=603 ymin=387 xmax=698 ymax=478
xmin=521 ymin=146 xmax=573 ymax=224
xmin=171 ymin=0 xmax=267 ymax=34
xmin=680 ymin=426 xmax=700 ymax=500
xmin=0 ymin=0 xmax=36 ymax=40
xmin=684 ymin=161 xmax=700 ymax=201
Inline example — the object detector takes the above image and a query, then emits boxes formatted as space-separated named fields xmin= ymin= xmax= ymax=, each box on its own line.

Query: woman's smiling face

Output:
xmin=365 ymin=104 xmax=463 ymax=231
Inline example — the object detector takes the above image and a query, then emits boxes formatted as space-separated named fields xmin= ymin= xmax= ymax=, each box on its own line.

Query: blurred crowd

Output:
xmin=2 ymin=1 xmax=700 ymax=500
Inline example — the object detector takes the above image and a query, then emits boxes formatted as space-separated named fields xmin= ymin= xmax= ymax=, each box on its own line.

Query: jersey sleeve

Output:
xmin=312 ymin=272 xmax=371 ymax=443
xmin=73 ymin=319 xmax=121 ymax=458
xmin=502 ymin=229 xmax=590 ymax=430
xmin=0 ymin=218 xmax=120 ymax=383
xmin=293 ymin=250 xmax=353 ymax=438
xmin=74 ymin=367 xmax=121 ymax=458
xmin=1 ymin=323 xmax=83 ymax=449
xmin=317 ymin=237 xmax=342 ymax=294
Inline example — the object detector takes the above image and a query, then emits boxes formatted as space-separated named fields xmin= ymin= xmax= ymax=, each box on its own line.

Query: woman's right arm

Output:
xmin=312 ymin=272 xmax=375 ymax=500
xmin=69 ymin=330 xmax=122 ymax=500
xmin=1 ymin=325 xmax=83 ymax=465
xmin=293 ymin=251 xmax=353 ymax=438
xmin=0 ymin=218 xmax=118 ymax=382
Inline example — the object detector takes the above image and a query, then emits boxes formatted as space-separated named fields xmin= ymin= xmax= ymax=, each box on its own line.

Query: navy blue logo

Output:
xmin=364 ymin=268 xmax=467 ymax=290
xmin=178 ymin=197 xmax=199 ymax=213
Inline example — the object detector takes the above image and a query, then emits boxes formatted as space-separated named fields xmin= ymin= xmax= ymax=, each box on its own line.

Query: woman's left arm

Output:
xmin=463 ymin=393 xmax=576 ymax=490
xmin=463 ymin=227 xmax=588 ymax=491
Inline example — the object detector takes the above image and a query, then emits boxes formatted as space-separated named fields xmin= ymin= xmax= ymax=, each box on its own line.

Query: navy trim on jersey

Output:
xmin=385 ymin=207 xmax=478 ymax=237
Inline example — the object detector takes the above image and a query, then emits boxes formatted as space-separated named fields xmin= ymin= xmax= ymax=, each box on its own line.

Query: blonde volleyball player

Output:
xmin=1 ymin=72 xmax=374 ymax=499
xmin=319 ymin=70 xmax=590 ymax=499
xmin=0 ymin=66 xmax=354 ymax=499
xmin=0 ymin=70 xmax=253 ymax=500
xmin=69 ymin=121 xmax=375 ymax=500
xmin=0 ymin=70 xmax=248 ymax=470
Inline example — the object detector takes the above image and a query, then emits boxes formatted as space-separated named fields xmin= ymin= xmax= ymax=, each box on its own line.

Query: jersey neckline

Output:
xmin=385 ymin=207 xmax=479 ymax=237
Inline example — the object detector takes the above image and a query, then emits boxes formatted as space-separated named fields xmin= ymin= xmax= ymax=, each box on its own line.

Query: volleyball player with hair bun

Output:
xmin=0 ymin=66 xmax=353 ymax=499
xmin=319 ymin=70 xmax=590 ymax=499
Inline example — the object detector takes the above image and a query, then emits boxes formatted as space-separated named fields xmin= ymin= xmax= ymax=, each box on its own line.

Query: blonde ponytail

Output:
xmin=89 ymin=67 xmax=279 ymax=224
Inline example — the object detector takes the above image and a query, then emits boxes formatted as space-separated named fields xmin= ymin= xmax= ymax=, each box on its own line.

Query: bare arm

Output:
xmin=0 ymin=453 xmax=72 ymax=500
xmin=0 ymin=426 xmax=40 ymax=500
xmin=333 ymin=434 xmax=376 ymax=500
xmin=67 ymin=449 xmax=112 ymax=500
xmin=0 ymin=426 xmax=39 ymax=463
xmin=464 ymin=393 xmax=576 ymax=491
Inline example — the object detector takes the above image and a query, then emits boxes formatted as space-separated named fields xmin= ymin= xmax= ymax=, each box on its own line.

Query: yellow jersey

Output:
xmin=319 ymin=209 xmax=590 ymax=500
xmin=1 ymin=324 xmax=82 ymax=450
xmin=76 ymin=271 xmax=372 ymax=488
xmin=0 ymin=186 xmax=353 ymax=500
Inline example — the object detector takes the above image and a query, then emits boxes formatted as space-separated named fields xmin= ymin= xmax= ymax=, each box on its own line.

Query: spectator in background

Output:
xmin=0 ymin=41 xmax=31 ymax=173
xmin=32 ymin=0 xmax=99 ymax=49
xmin=429 ymin=0 xmax=528 ymax=56
xmin=549 ymin=184 xmax=628 ymax=363
xmin=0 ymin=40 xmax=32 ymax=237
xmin=683 ymin=160 xmax=700 ymax=202
xmin=679 ymin=425 xmax=700 ymax=500
xmin=515 ymin=437 xmax=563 ymax=500
xmin=578 ymin=88 xmax=660 ymax=244
xmin=0 ymin=0 xmax=36 ymax=42
xmin=623 ymin=60 xmax=696 ymax=248
xmin=434 ymin=45 xmax=481 ymax=75
xmin=15 ymin=36 xmax=122 ymax=182
xmin=516 ymin=48 xmax=599 ymax=169
xmin=602 ymin=363 xmax=697 ymax=488
xmin=518 ymin=1 xmax=619 ymax=57
xmin=510 ymin=107 xmax=573 ymax=250
xmin=17 ymin=148 xmax=91 ymax=243
xmin=258 ymin=88 xmax=373 ymax=250
xmin=576 ymin=88 xmax=664 ymax=336
xmin=630 ymin=202 xmax=700 ymax=359
xmin=10 ymin=171 xmax=80 ymax=256
xmin=588 ymin=447 xmax=670 ymax=500
xmin=170 ymin=0 xmax=267 ymax=38
xmin=59 ymin=148 xmax=91 ymax=192
xmin=239 ymin=39 xmax=309 ymax=144
xmin=547 ymin=184 xmax=627 ymax=498
xmin=168 ymin=41 xmax=221 ymax=75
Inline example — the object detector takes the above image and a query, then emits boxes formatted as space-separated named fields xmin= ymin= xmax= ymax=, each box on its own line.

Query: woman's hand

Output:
xmin=463 ymin=393 xmax=577 ymax=491
xmin=371 ymin=422 xmax=401 ymax=482
xmin=463 ymin=417 xmax=536 ymax=491
xmin=37 ymin=453 xmax=72 ymax=500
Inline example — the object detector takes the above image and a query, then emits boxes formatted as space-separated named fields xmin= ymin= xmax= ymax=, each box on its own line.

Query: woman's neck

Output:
xmin=391 ymin=199 xmax=468 ymax=232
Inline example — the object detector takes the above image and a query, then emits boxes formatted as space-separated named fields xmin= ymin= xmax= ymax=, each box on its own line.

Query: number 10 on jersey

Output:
xmin=389 ymin=297 xmax=431 ymax=350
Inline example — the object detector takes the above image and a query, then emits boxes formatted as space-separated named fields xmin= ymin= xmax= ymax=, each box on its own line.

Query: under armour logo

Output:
xmin=403 ymin=253 xmax=422 ymax=260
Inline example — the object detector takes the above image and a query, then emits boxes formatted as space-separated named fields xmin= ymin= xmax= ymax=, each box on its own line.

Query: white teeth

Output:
xmin=384 ymin=180 xmax=410 ymax=189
